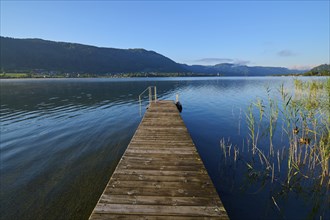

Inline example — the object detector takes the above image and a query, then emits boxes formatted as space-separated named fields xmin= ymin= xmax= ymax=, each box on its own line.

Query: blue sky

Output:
xmin=1 ymin=1 xmax=329 ymax=69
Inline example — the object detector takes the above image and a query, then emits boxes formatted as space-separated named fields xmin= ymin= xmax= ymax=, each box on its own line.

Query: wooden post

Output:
xmin=139 ymin=96 xmax=142 ymax=116
xmin=148 ymin=87 xmax=152 ymax=104
xmin=175 ymin=94 xmax=179 ymax=103
xmin=154 ymin=86 xmax=157 ymax=102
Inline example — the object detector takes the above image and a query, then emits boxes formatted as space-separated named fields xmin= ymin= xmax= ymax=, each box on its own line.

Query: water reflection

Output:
xmin=0 ymin=77 xmax=327 ymax=219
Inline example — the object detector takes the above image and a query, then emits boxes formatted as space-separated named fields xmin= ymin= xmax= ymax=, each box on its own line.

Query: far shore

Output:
xmin=1 ymin=73 xmax=326 ymax=79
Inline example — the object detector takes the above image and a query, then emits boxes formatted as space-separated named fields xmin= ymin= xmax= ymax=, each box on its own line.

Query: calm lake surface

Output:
xmin=0 ymin=77 xmax=328 ymax=219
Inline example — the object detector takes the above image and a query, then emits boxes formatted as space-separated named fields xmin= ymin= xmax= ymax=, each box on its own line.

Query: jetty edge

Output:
xmin=89 ymin=100 xmax=229 ymax=219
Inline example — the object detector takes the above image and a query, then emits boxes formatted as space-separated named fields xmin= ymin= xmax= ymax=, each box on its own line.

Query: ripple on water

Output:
xmin=1 ymin=77 xmax=327 ymax=220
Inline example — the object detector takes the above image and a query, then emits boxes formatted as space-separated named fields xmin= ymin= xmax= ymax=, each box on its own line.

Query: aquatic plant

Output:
xmin=220 ymin=78 xmax=330 ymax=218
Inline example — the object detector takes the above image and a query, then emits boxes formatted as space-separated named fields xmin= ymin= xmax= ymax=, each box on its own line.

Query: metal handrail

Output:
xmin=139 ymin=86 xmax=157 ymax=116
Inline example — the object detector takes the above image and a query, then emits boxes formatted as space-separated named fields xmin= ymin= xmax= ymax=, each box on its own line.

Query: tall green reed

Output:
xmin=220 ymin=78 xmax=330 ymax=218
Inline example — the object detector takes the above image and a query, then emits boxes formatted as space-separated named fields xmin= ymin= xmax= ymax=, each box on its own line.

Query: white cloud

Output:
xmin=192 ymin=58 xmax=250 ymax=66
xmin=194 ymin=58 xmax=234 ymax=64
xmin=234 ymin=59 xmax=250 ymax=65
xmin=278 ymin=49 xmax=296 ymax=57
xmin=290 ymin=64 xmax=314 ymax=70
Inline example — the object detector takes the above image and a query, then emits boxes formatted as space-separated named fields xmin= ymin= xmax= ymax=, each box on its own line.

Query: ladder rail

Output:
xmin=139 ymin=86 xmax=157 ymax=116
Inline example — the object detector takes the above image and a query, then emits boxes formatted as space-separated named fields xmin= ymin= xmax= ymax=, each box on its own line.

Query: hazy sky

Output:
xmin=1 ymin=1 xmax=329 ymax=69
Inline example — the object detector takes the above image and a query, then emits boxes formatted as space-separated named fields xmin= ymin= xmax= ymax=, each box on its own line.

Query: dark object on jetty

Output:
xmin=175 ymin=101 xmax=183 ymax=112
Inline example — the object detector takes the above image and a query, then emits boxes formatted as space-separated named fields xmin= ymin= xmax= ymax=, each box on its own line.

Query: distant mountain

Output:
xmin=1 ymin=36 xmax=305 ymax=76
xmin=0 ymin=37 xmax=186 ymax=74
xmin=181 ymin=63 xmax=305 ymax=76
xmin=303 ymin=64 xmax=330 ymax=76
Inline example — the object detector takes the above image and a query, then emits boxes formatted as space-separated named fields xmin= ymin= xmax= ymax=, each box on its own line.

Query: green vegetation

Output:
xmin=0 ymin=72 xmax=220 ymax=79
xmin=303 ymin=64 xmax=330 ymax=76
xmin=0 ymin=73 xmax=30 ymax=78
xmin=220 ymin=78 xmax=330 ymax=218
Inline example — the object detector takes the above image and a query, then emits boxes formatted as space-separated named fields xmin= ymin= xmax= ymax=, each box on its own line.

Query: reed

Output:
xmin=220 ymin=78 xmax=330 ymax=218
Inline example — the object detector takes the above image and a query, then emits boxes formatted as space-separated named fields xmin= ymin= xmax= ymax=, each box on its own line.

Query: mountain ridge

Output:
xmin=0 ymin=37 xmax=186 ymax=74
xmin=0 ymin=37 xmax=308 ymax=76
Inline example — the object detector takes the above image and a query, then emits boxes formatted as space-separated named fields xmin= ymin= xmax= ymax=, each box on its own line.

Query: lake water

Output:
xmin=0 ymin=77 xmax=328 ymax=219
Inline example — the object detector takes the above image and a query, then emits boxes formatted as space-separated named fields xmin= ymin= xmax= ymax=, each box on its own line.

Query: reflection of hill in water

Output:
xmin=1 ymin=79 xmax=185 ymax=110
xmin=2 ymin=77 xmax=326 ymax=220
xmin=0 ymin=78 xmax=271 ymax=126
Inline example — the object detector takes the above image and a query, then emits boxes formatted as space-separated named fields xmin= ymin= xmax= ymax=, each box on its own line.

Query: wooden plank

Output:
xmin=99 ymin=195 xmax=222 ymax=206
xmin=91 ymin=214 xmax=224 ymax=220
xmin=120 ymin=157 xmax=204 ymax=166
xmin=111 ymin=174 xmax=211 ymax=183
xmin=112 ymin=170 xmax=210 ymax=179
xmin=106 ymin=180 xmax=214 ymax=189
xmin=104 ymin=186 xmax=216 ymax=198
xmin=122 ymin=153 xmax=201 ymax=160
xmin=120 ymin=155 xmax=203 ymax=162
xmin=89 ymin=101 xmax=229 ymax=219
xmin=117 ymin=164 xmax=203 ymax=171
xmin=93 ymin=204 xmax=226 ymax=217
xmin=124 ymin=149 xmax=197 ymax=155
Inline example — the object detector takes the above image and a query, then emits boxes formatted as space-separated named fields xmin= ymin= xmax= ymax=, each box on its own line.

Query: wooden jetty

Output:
xmin=89 ymin=100 xmax=229 ymax=219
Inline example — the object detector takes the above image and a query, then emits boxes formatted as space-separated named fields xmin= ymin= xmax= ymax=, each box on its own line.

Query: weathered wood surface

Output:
xmin=89 ymin=101 xmax=229 ymax=219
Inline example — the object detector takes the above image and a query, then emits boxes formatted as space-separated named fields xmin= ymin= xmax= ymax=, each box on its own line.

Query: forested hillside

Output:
xmin=0 ymin=37 xmax=186 ymax=74
xmin=1 ymin=37 xmax=307 ymax=76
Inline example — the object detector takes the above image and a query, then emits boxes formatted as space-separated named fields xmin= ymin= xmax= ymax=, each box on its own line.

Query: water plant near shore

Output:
xmin=220 ymin=78 xmax=330 ymax=218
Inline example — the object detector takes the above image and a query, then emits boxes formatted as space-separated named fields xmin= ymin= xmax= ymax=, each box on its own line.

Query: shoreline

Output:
xmin=0 ymin=73 xmax=319 ymax=79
